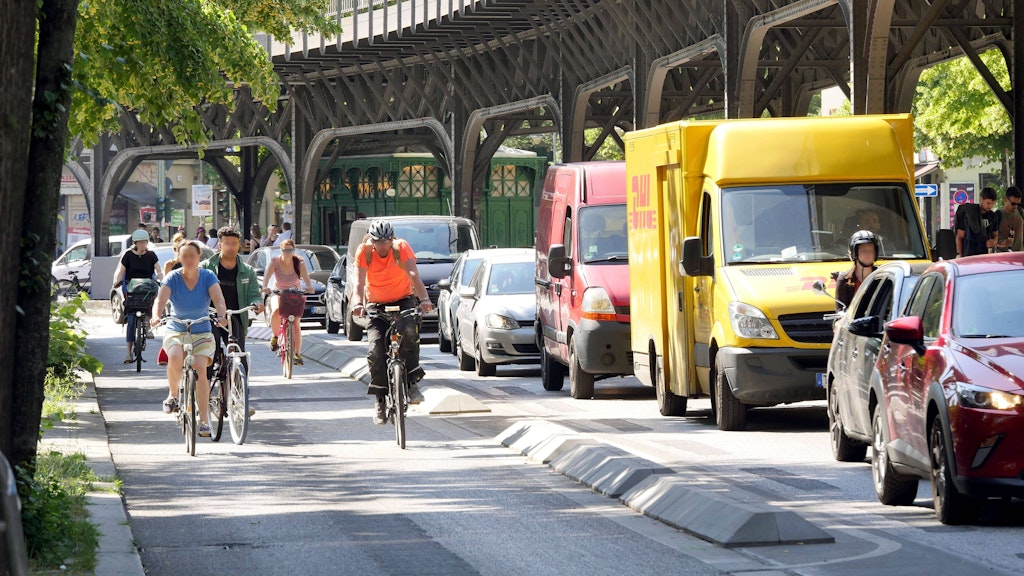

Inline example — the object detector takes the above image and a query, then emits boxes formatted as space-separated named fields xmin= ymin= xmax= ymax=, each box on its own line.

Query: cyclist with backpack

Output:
xmin=351 ymin=220 xmax=434 ymax=425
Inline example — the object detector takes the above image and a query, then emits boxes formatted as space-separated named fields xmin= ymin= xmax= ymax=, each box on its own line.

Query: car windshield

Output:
xmin=578 ymin=204 xmax=628 ymax=263
xmin=393 ymin=222 xmax=477 ymax=262
xmin=954 ymin=270 xmax=1024 ymax=338
xmin=312 ymin=249 xmax=339 ymax=269
xmin=721 ymin=183 xmax=927 ymax=264
xmin=486 ymin=262 xmax=534 ymax=295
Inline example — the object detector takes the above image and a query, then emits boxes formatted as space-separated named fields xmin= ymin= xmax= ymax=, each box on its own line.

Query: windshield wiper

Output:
xmin=584 ymin=256 xmax=628 ymax=263
xmin=960 ymin=334 xmax=1014 ymax=338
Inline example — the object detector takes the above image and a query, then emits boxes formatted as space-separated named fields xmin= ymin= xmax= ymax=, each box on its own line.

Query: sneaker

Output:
xmin=407 ymin=384 xmax=425 ymax=405
xmin=269 ymin=335 xmax=279 ymax=352
xmin=248 ymin=407 xmax=256 ymax=417
xmin=407 ymin=366 xmax=425 ymax=385
xmin=162 ymin=398 xmax=178 ymax=414
xmin=373 ymin=399 xmax=387 ymax=425
xmin=294 ymin=353 xmax=304 ymax=366
xmin=198 ymin=422 xmax=211 ymax=437
xmin=123 ymin=353 xmax=134 ymax=364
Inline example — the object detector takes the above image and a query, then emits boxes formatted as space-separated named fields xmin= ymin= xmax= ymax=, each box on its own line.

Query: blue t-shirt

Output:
xmin=162 ymin=269 xmax=219 ymax=333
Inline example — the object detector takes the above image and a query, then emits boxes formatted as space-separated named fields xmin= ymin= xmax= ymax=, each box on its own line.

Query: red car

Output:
xmin=873 ymin=252 xmax=1024 ymax=524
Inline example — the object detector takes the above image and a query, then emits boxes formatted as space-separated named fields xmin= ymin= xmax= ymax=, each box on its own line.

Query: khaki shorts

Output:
xmin=163 ymin=331 xmax=216 ymax=359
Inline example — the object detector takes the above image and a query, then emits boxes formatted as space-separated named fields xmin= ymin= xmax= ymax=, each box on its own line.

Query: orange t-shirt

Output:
xmin=357 ymin=240 xmax=415 ymax=304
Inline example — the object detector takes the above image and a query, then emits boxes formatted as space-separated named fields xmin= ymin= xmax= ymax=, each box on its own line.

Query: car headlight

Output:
xmin=956 ymin=382 xmax=1024 ymax=410
xmin=581 ymin=287 xmax=616 ymax=321
xmin=728 ymin=302 xmax=779 ymax=339
xmin=486 ymin=313 xmax=519 ymax=330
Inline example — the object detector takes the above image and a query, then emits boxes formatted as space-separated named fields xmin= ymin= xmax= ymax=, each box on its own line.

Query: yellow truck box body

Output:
xmin=625 ymin=114 xmax=929 ymax=429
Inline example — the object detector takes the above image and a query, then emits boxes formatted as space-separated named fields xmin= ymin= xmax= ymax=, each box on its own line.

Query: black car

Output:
xmin=247 ymin=246 xmax=328 ymax=326
xmin=825 ymin=261 xmax=929 ymax=462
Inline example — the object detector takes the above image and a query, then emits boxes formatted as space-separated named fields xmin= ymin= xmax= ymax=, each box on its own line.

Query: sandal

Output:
xmin=162 ymin=398 xmax=178 ymax=414
xmin=124 ymin=354 xmax=134 ymax=364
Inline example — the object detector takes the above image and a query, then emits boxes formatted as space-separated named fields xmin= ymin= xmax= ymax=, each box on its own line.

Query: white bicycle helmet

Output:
xmin=131 ymin=229 xmax=150 ymax=243
xmin=368 ymin=220 xmax=395 ymax=240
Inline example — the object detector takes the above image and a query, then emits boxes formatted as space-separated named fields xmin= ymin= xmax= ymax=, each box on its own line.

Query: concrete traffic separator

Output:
xmin=419 ymin=387 xmax=490 ymax=414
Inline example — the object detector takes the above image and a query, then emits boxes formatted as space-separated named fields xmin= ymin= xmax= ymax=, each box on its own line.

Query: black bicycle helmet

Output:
xmin=368 ymin=220 xmax=395 ymax=240
xmin=849 ymin=230 xmax=879 ymax=261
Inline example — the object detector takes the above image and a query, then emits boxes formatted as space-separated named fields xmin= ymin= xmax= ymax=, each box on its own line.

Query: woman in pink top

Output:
xmin=261 ymin=239 xmax=314 ymax=364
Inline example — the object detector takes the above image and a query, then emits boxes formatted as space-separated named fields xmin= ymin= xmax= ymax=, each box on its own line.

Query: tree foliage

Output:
xmin=71 ymin=0 xmax=340 ymax=144
xmin=912 ymin=49 xmax=1012 ymax=169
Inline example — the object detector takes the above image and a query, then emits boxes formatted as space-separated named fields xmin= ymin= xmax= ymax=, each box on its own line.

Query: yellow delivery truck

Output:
xmin=625 ymin=114 xmax=932 ymax=431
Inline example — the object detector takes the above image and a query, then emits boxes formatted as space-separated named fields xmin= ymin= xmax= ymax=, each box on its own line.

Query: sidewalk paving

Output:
xmin=39 ymin=373 xmax=145 ymax=576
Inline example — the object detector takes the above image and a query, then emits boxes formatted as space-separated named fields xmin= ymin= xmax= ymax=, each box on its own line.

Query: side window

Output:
xmin=920 ymin=278 xmax=946 ymax=339
xmin=852 ymin=277 xmax=882 ymax=319
xmin=562 ymin=211 xmax=573 ymax=259
xmin=867 ymin=278 xmax=895 ymax=320
xmin=700 ymin=192 xmax=713 ymax=257
xmin=905 ymin=274 xmax=938 ymax=318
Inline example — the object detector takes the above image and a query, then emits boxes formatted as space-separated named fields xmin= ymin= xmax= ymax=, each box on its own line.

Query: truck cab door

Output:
xmin=554 ymin=210 xmax=574 ymax=357
xmin=692 ymin=191 xmax=715 ymax=394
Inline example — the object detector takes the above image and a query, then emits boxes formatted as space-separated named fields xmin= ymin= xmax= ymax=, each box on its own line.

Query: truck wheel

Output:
xmin=654 ymin=355 xmax=686 ymax=416
xmin=345 ymin=305 xmax=364 ymax=342
xmin=714 ymin=368 xmax=746 ymax=431
xmin=569 ymin=341 xmax=594 ymax=399
xmin=540 ymin=346 xmax=565 ymax=391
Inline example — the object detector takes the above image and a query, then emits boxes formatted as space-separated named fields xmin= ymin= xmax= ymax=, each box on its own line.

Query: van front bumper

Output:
xmin=574 ymin=319 xmax=634 ymax=376
xmin=717 ymin=346 xmax=827 ymax=406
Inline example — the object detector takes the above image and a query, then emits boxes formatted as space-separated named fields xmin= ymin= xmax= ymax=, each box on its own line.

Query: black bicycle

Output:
xmin=124 ymin=280 xmax=159 ymax=372
xmin=366 ymin=305 xmax=421 ymax=449
xmin=208 ymin=306 xmax=255 ymax=444
xmin=52 ymin=271 xmax=88 ymax=300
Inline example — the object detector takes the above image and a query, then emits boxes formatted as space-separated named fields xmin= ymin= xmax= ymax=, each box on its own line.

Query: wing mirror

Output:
xmin=547 ymin=244 xmax=570 ymax=278
xmin=680 ymin=237 xmax=713 ymax=277
xmin=457 ymin=286 xmax=477 ymax=299
xmin=437 ymin=278 xmax=452 ymax=291
xmin=846 ymin=315 xmax=882 ymax=338
xmin=885 ymin=316 xmax=926 ymax=355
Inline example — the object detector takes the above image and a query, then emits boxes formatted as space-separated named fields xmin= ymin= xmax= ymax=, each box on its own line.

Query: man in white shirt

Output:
xmin=206 ymin=229 xmax=220 ymax=249
xmin=273 ymin=222 xmax=293 ymax=246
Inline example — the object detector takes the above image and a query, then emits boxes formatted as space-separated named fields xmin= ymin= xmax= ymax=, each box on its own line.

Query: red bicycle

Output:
xmin=273 ymin=289 xmax=306 ymax=379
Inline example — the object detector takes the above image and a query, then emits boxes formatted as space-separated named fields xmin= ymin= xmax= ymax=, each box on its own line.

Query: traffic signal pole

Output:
xmin=1014 ymin=3 xmax=1023 ymax=189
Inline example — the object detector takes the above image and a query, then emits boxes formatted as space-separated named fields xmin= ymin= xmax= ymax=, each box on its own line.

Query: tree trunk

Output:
xmin=12 ymin=0 xmax=81 ymax=469
xmin=0 ymin=0 xmax=40 ymax=463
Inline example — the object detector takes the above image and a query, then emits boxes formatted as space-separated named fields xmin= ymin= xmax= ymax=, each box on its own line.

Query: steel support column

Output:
xmin=1014 ymin=2 xmax=1023 ymax=187
xmin=238 ymin=146 xmax=258 ymax=243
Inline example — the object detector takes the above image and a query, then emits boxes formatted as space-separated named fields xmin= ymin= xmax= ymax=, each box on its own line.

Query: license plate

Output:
xmin=312 ymin=306 xmax=326 ymax=314
xmin=815 ymin=373 xmax=826 ymax=388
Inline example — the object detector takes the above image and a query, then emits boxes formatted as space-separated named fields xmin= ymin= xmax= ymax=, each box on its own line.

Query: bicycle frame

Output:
xmin=211 ymin=306 xmax=255 ymax=444
xmin=367 ymin=305 xmax=421 ymax=449
xmin=158 ymin=315 xmax=211 ymax=457
xmin=272 ymin=289 xmax=304 ymax=379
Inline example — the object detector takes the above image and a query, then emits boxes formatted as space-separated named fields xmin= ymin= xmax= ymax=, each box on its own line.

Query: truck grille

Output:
xmin=778 ymin=312 xmax=833 ymax=344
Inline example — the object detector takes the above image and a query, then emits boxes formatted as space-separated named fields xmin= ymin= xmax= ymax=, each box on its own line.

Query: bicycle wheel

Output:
xmin=228 ymin=361 xmax=249 ymax=445
xmin=134 ymin=316 xmax=146 ymax=372
xmin=282 ymin=319 xmax=294 ymax=379
xmin=209 ymin=375 xmax=224 ymax=442
xmin=185 ymin=368 xmax=197 ymax=456
xmin=55 ymin=279 xmax=73 ymax=299
xmin=391 ymin=362 xmax=407 ymax=449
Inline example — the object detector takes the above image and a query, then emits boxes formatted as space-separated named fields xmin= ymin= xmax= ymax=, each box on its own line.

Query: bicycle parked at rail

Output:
xmin=208 ymin=306 xmax=255 ymax=444
xmin=51 ymin=270 xmax=89 ymax=300
xmin=272 ymin=289 xmax=306 ymax=379
xmin=156 ymin=314 xmax=213 ymax=457
xmin=366 ymin=305 xmax=421 ymax=449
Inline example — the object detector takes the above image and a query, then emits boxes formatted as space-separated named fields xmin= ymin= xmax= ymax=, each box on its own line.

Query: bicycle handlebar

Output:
xmin=156 ymin=316 xmax=211 ymax=327
xmin=364 ymin=306 xmax=422 ymax=322
xmin=208 ymin=305 xmax=258 ymax=317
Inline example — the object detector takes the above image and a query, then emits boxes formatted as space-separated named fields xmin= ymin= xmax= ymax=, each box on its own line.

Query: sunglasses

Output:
xmin=1011 ymin=202 xmax=1020 ymax=207
xmin=281 ymin=248 xmax=295 ymax=253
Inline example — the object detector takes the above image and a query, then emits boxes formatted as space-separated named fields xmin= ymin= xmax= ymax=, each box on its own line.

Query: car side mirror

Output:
xmin=457 ymin=286 xmax=477 ymax=299
xmin=437 ymin=278 xmax=452 ymax=291
xmin=254 ymin=268 xmax=264 ymax=276
xmin=885 ymin=316 xmax=926 ymax=355
xmin=933 ymin=228 xmax=956 ymax=261
xmin=328 ymin=276 xmax=342 ymax=286
xmin=680 ymin=237 xmax=713 ymax=277
xmin=547 ymin=244 xmax=570 ymax=279
xmin=847 ymin=315 xmax=882 ymax=338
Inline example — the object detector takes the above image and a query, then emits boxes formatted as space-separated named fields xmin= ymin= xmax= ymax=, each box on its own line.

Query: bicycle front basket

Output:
xmin=277 ymin=291 xmax=306 ymax=318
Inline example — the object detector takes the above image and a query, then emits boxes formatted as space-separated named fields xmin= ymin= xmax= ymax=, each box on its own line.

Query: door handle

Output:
xmin=554 ymin=284 xmax=562 ymax=296
xmin=851 ymin=348 xmax=858 ymax=359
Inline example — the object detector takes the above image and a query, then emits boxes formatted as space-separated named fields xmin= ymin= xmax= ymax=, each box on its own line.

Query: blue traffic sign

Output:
xmin=915 ymin=184 xmax=939 ymax=197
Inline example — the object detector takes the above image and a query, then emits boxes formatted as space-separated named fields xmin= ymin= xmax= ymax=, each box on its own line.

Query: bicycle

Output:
xmin=272 ymin=289 xmax=307 ymax=379
xmin=124 ymin=279 xmax=159 ymax=372
xmin=52 ymin=270 xmax=88 ymax=300
xmin=208 ymin=306 xmax=255 ymax=444
xmin=365 ymin=305 xmax=421 ymax=449
xmin=156 ymin=314 xmax=213 ymax=457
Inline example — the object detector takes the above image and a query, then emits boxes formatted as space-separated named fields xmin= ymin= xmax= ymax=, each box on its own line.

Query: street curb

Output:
xmin=497 ymin=420 xmax=834 ymax=548
xmin=302 ymin=342 xmax=371 ymax=384
xmin=40 ymin=373 xmax=145 ymax=576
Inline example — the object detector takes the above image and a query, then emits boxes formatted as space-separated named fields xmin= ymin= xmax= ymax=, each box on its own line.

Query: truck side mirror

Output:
xmin=933 ymin=229 xmax=956 ymax=261
xmin=680 ymin=237 xmax=713 ymax=277
xmin=547 ymin=244 xmax=571 ymax=278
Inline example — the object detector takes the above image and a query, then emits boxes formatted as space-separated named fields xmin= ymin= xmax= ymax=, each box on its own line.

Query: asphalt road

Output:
xmin=84 ymin=308 xmax=1024 ymax=576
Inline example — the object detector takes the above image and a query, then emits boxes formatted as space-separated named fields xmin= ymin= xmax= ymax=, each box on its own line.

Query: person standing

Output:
xmin=996 ymin=187 xmax=1023 ymax=252
xmin=206 ymin=228 xmax=220 ymax=250
xmin=273 ymin=222 xmax=293 ymax=246
xmin=113 ymin=229 xmax=163 ymax=363
xmin=835 ymin=231 xmax=878 ymax=312
xmin=248 ymin=224 xmax=263 ymax=253
xmin=955 ymin=187 xmax=1000 ymax=257
xmin=261 ymin=224 xmax=279 ymax=248
xmin=195 ymin=227 xmax=210 ymax=245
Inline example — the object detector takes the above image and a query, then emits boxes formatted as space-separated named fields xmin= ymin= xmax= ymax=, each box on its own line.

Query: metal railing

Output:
xmin=0 ymin=452 xmax=28 ymax=576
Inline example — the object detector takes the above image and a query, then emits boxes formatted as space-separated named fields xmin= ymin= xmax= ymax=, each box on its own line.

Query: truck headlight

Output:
xmin=728 ymin=302 xmax=778 ymax=340
xmin=957 ymin=382 xmax=1023 ymax=410
xmin=486 ymin=313 xmax=519 ymax=330
xmin=582 ymin=287 xmax=616 ymax=321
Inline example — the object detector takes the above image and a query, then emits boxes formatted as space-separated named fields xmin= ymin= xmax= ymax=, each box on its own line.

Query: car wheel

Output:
xmin=326 ymin=315 xmax=340 ymax=334
xmin=829 ymin=382 xmax=868 ymax=462
xmin=475 ymin=331 xmax=496 ymax=377
xmin=568 ymin=340 xmax=594 ymax=399
xmin=540 ymin=344 xmax=565 ymax=391
xmin=930 ymin=417 xmax=976 ymax=525
xmin=345 ymin=304 xmax=364 ymax=342
xmin=456 ymin=333 xmax=475 ymax=371
xmin=438 ymin=321 xmax=452 ymax=353
xmin=449 ymin=321 xmax=459 ymax=356
xmin=714 ymin=366 xmax=746 ymax=431
xmin=871 ymin=405 xmax=918 ymax=506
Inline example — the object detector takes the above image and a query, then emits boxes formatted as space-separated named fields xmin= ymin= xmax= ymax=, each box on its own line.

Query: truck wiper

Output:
xmin=584 ymin=255 xmax=628 ymax=263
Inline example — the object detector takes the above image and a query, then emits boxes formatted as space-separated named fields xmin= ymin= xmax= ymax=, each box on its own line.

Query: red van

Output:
xmin=535 ymin=162 xmax=632 ymax=398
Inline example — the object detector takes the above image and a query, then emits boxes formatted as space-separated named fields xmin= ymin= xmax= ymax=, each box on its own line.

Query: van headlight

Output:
xmin=956 ymin=382 xmax=1023 ymax=410
xmin=486 ymin=313 xmax=519 ymax=330
xmin=581 ymin=287 xmax=617 ymax=321
xmin=728 ymin=302 xmax=778 ymax=339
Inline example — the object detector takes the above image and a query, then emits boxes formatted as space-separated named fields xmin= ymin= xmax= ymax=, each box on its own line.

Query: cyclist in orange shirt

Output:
xmin=351 ymin=220 xmax=434 ymax=424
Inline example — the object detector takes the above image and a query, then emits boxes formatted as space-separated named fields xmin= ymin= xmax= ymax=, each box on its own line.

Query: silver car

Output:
xmin=454 ymin=252 xmax=539 ymax=376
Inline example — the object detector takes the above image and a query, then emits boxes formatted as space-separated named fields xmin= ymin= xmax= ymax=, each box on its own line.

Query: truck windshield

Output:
xmin=721 ymin=183 xmax=926 ymax=264
xmin=392 ymin=222 xmax=478 ymax=262
xmin=578 ymin=204 xmax=629 ymax=263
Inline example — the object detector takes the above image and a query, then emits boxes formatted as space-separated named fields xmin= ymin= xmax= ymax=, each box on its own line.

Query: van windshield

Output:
xmin=392 ymin=222 xmax=477 ymax=262
xmin=721 ymin=183 xmax=926 ymax=264
xmin=578 ymin=204 xmax=628 ymax=263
